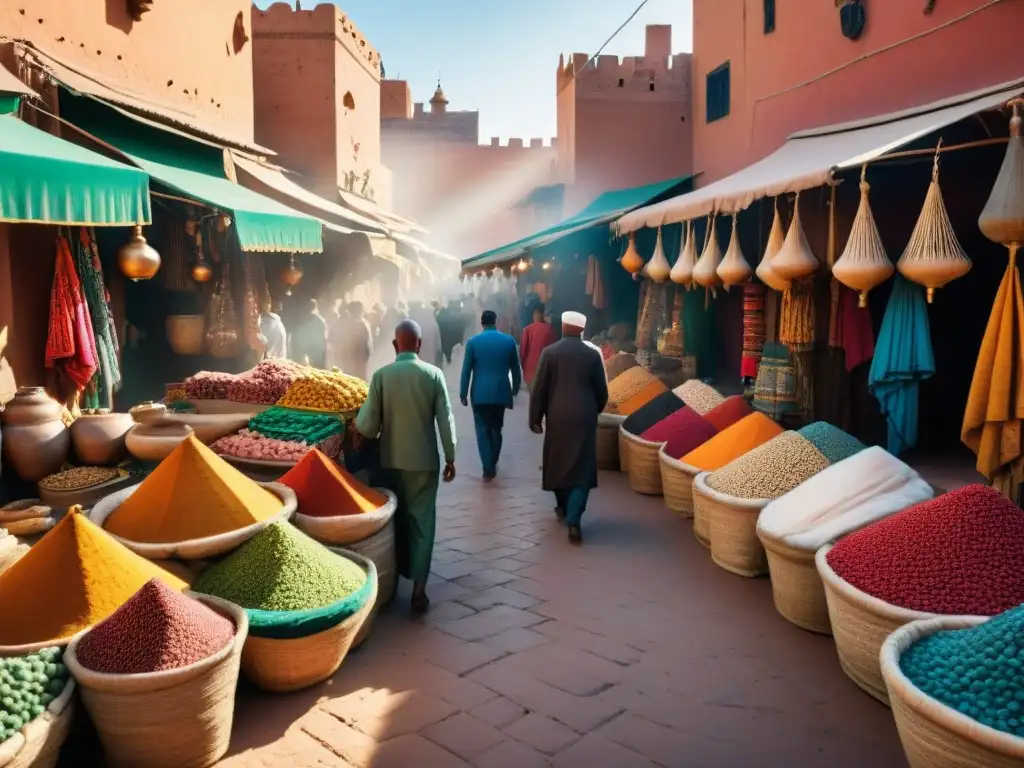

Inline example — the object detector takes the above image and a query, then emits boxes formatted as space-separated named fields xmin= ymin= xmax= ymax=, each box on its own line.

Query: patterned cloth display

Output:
xmin=741 ymin=283 xmax=766 ymax=378
xmin=751 ymin=341 xmax=799 ymax=419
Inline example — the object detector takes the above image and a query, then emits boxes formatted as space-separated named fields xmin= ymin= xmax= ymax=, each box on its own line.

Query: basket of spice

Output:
xmin=633 ymin=404 xmax=717 ymax=502
xmin=662 ymin=411 xmax=781 ymax=524
xmin=37 ymin=466 xmax=137 ymax=511
xmin=596 ymin=413 xmax=624 ymax=471
xmin=756 ymin=446 xmax=932 ymax=635
xmin=816 ymin=484 xmax=1024 ymax=705
xmin=211 ymin=406 xmax=346 ymax=470
xmin=0 ymin=500 xmax=55 ymax=538
xmin=880 ymin=611 xmax=1024 ymax=767
xmin=193 ymin=521 xmax=376 ymax=692
xmin=0 ymin=647 xmax=75 ymax=768
xmin=89 ymin=435 xmax=295 ymax=561
xmin=605 ymin=367 xmax=669 ymax=474
xmin=64 ymin=581 xmax=247 ymax=768
xmin=672 ymin=380 xmax=725 ymax=416
xmin=619 ymin=392 xmax=686 ymax=495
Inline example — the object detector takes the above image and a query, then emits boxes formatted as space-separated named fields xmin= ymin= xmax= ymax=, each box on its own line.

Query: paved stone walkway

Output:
xmin=221 ymin=383 xmax=909 ymax=768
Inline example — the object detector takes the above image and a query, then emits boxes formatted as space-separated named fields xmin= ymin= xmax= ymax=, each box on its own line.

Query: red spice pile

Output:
xmin=279 ymin=448 xmax=388 ymax=517
xmin=76 ymin=579 xmax=234 ymax=674
xmin=826 ymin=485 xmax=1024 ymax=615
xmin=703 ymin=396 xmax=752 ymax=432
xmin=641 ymin=407 xmax=718 ymax=459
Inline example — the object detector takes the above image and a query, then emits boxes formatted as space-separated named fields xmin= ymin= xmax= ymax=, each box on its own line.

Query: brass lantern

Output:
xmin=191 ymin=258 xmax=213 ymax=284
xmin=281 ymin=254 xmax=303 ymax=296
xmin=117 ymin=224 xmax=161 ymax=281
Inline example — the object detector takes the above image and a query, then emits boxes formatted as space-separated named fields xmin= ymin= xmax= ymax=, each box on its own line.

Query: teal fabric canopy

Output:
xmin=0 ymin=115 xmax=151 ymax=226
xmin=462 ymin=175 xmax=696 ymax=268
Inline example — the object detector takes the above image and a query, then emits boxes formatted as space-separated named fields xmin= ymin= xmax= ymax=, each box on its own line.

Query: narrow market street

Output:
xmin=220 ymin=372 xmax=908 ymax=768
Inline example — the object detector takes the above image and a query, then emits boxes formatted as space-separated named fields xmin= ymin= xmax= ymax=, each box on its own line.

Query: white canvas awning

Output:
xmin=614 ymin=76 xmax=1024 ymax=234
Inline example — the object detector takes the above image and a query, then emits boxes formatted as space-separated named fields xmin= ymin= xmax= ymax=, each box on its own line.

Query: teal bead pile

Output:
xmin=797 ymin=422 xmax=866 ymax=465
xmin=900 ymin=604 xmax=1024 ymax=738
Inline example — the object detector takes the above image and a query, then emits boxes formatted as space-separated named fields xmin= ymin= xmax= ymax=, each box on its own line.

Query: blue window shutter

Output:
xmin=706 ymin=62 xmax=730 ymax=123
xmin=764 ymin=0 xmax=776 ymax=33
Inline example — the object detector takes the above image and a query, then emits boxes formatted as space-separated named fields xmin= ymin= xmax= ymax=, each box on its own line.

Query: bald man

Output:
xmin=355 ymin=319 xmax=457 ymax=613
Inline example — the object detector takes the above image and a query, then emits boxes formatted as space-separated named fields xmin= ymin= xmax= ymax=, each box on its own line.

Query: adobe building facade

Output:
xmin=692 ymin=0 xmax=1024 ymax=184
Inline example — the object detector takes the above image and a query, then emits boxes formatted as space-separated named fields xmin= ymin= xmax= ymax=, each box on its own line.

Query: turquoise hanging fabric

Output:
xmin=683 ymin=289 xmax=717 ymax=378
xmin=72 ymin=228 xmax=121 ymax=410
xmin=868 ymin=275 xmax=935 ymax=456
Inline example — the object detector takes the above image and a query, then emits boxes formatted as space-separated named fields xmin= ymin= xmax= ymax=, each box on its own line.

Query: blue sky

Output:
xmin=254 ymin=0 xmax=692 ymax=142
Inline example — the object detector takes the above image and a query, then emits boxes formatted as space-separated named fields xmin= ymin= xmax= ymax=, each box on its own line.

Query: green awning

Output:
xmin=0 ymin=115 xmax=151 ymax=226
xmin=462 ymin=175 xmax=696 ymax=268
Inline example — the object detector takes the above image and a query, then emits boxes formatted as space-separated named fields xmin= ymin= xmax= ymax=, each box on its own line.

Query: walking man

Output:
xmin=355 ymin=320 xmax=457 ymax=613
xmin=519 ymin=302 xmax=558 ymax=390
xmin=460 ymin=310 xmax=521 ymax=481
xmin=529 ymin=311 xmax=608 ymax=544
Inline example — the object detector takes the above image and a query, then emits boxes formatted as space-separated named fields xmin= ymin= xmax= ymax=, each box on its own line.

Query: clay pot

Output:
xmin=0 ymin=387 xmax=70 ymax=481
xmin=125 ymin=422 xmax=194 ymax=462
xmin=71 ymin=411 xmax=134 ymax=465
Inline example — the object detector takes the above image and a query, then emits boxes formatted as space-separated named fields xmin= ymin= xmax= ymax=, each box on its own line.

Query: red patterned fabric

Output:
xmin=46 ymin=235 xmax=97 ymax=390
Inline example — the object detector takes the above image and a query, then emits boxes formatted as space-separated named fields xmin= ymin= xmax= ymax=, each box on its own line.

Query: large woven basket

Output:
xmin=816 ymin=544 xmax=955 ymax=705
xmin=881 ymin=616 xmax=1024 ymax=768
xmin=331 ymin=529 xmax=396 ymax=649
xmin=0 ymin=673 xmax=74 ymax=768
xmin=89 ymin=482 xmax=296 ymax=560
xmin=617 ymin=426 xmax=631 ymax=474
xmin=692 ymin=473 xmax=769 ymax=577
xmin=690 ymin=472 xmax=714 ymax=549
xmin=64 ymin=593 xmax=247 ymax=768
xmin=658 ymin=450 xmax=700 ymax=518
xmin=240 ymin=550 xmax=377 ymax=693
xmin=757 ymin=528 xmax=831 ymax=634
xmin=622 ymin=429 xmax=666 ymax=496
xmin=596 ymin=414 xmax=624 ymax=471
xmin=293 ymin=489 xmax=397 ymax=546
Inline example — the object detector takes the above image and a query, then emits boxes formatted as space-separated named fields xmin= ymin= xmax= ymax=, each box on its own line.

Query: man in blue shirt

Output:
xmin=460 ymin=310 xmax=522 ymax=481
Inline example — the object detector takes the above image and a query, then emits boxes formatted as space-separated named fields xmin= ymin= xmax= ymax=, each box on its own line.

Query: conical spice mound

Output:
xmin=279 ymin=448 xmax=388 ymax=518
xmin=105 ymin=435 xmax=283 ymax=544
xmin=0 ymin=510 xmax=187 ymax=646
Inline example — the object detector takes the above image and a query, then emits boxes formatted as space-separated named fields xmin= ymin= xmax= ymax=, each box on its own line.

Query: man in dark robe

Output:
xmin=529 ymin=311 xmax=608 ymax=544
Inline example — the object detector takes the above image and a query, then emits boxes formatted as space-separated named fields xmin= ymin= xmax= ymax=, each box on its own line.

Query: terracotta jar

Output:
xmin=71 ymin=411 xmax=135 ymax=465
xmin=125 ymin=422 xmax=194 ymax=462
xmin=0 ymin=387 xmax=71 ymax=481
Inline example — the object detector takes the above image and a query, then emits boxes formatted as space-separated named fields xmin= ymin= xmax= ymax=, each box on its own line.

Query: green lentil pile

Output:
xmin=797 ymin=422 xmax=866 ymax=465
xmin=705 ymin=431 xmax=830 ymax=500
xmin=0 ymin=648 xmax=69 ymax=744
xmin=900 ymin=605 xmax=1024 ymax=737
xmin=248 ymin=408 xmax=344 ymax=445
xmin=193 ymin=522 xmax=366 ymax=612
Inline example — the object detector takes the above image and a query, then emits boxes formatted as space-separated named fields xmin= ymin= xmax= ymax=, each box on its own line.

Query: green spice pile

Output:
xmin=248 ymin=407 xmax=344 ymax=445
xmin=0 ymin=648 xmax=69 ymax=744
xmin=194 ymin=522 xmax=366 ymax=612
xmin=706 ymin=431 xmax=830 ymax=500
xmin=797 ymin=422 xmax=866 ymax=465
xmin=900 ymin=604 xmax=1024 ymax=737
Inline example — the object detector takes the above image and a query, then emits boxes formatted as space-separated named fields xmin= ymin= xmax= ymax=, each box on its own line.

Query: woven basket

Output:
xmin=690 ymin=472 xmax=713 ymax=549
xmin=816 ymin=544 xmax=957 ymax=705
xmin=693 ymin=473 xmax=770 ymax=577
xmin=63 ymin=593 xmax=246 ymax=768
xmin=332 ymin=526 xmax=396 ymax=649
xmin=757 ymin=528 xmax=831 ymax=634
xmin=617 ymin=426 xmax=631 ymax=474
xmin=658 ymin=450 xmax=699 ymax=518
xmin=89 ymin=482 xmax=296 ymax=560
xmin=293 ymin=489 xmax=396 ymax=546
xmin=596 ymin=414 xmax=624 ymax=471
xmin=881 ymin=616 xmax=1024 ymax=768
xmin=240 ymin=550 xmax=377 ymax=693
xmin=622 ymin=429 xmax=666 ymax=496
xmin=0 ymin=673 xmax=74 ymax=768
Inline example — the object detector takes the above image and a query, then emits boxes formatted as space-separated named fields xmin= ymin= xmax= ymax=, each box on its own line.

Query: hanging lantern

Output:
xmin=191 ymin=258 xmax=213 ymax=284
xmin=979 ymin=103 xmax=1024 ymax=247
xmin=620 ymin=232 xmax=644 ymax=274
xmin=896 ymin=145 xmax=971 ymax=303
xmin=281 ymin=254 xmax=303 ymax=296
xmin=215 ymin=213 xmax=233 ymax=234
xmin=718 ymin=214 xmax=753 ymax=287
xmin=670 ymin=221 xmax=697 ymax=287
xmin=771 ymin=193 xmax=819 ymax=281
xmin=832 ymin=166 xmax=893 ymax=307
xmin=117 ymin=224 xmax=161 ymax=281
xmin=693 ymin=215 xmax=723 ymax=288
xmin=756 ymin=200 xmax=791 ymax=292
xmin=647 ymin=227 xmax=671 ymax=283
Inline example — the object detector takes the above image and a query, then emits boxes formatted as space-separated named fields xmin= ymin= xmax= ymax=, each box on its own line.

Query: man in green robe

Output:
xmin=355 ymin=320 xmax=457 ymax=614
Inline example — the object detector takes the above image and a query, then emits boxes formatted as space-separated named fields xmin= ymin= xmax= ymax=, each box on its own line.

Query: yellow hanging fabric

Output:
xmin=961 ymin=244 xmax=1024 ymax=497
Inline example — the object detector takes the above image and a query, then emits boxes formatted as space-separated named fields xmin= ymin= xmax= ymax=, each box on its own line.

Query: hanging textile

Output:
xmin=73 ymin=228 xmax=122 ymax=410
xmin=752 ymin=341 xmax=798 ymax=419
xmin=833 ymin=284 xmax=875 ymax=372
xmin=586 ymin=255 xmax=607 ymax=309
xmin=46 ymin=235 xmax=97 ymax=391
xmin=868 ymin=275 xmax=934 ymax=457
xmin=961 ymin=247 xmax=1024 ymax=498
xmin=779 ymin=280 xmax=815 ymax=415
xmin=682 ymin=290 xmax=717 ymax=378
xmin=741 ymin=283 xmax=766 ymax=378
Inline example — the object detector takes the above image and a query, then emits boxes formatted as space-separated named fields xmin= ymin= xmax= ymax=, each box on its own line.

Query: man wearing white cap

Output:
xmin=529 ymin=310 xmax=609 ymax=543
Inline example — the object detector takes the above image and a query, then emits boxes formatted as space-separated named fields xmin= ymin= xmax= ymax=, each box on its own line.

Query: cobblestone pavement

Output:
xmin=221 ymin=381 xmax=908 ymax=768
